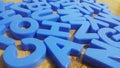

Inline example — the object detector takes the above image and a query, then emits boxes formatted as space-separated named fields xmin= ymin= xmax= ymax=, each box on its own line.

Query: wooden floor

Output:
xmin=0 ymin=0 xmax=120 ymax=68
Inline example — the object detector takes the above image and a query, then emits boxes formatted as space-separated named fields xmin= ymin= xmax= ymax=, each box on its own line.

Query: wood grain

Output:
xmin=0 ymin=0 xmax=120 ymax=68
